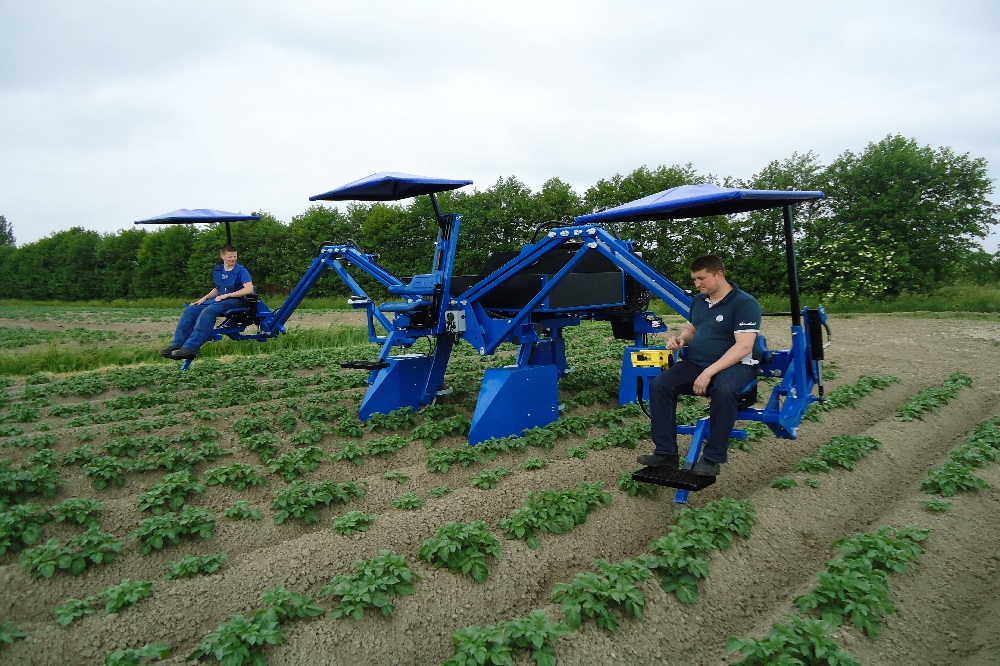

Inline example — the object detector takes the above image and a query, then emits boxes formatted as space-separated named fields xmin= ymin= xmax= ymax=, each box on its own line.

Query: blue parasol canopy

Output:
xmin=309 ymin=172 xmax=473 ymax=202
xmin=574 ymin=184 xmax=824 ymax=224
xmin=134 ymin=209 xmax=261 ymax=244
xmin=134 ymin=209 xmax=261 ymax=225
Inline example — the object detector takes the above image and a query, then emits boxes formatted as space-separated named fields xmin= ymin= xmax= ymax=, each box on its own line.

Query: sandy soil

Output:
xmin=1 ymin=312 xmax=999 ymax=665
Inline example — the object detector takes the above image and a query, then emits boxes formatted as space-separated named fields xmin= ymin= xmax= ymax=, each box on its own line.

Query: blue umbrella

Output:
xmin=575 ymin=183 xmax=823 ymax=224
xmin=134 ymin=209 xmax=261 ymax=244
xmin=309 ymin=172 xmax=472 ymax=202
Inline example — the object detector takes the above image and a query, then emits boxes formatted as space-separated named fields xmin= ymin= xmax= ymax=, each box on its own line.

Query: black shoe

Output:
xmin=160 ymin=346 xmax=180 ymax=358
xmin=691 ymin=459 xmax=721 ymax=476
xmin=636 ymin=454 xmax=680 ymax=468
xmin=171 ymin=348 xmax=198 ymax=360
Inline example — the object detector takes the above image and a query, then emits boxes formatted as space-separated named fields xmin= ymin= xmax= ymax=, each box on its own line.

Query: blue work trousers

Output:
xmin=648 ymin=359 xmax=757 ymax=464
xmin=171 ymin=299 xmax=244 ymax=352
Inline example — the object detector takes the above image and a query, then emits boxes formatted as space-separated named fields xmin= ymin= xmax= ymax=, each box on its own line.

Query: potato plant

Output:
xmin=19 ymin=527 xmax=121 ymax=578
xmin=499 ymin=482 xmax=612 ymax=549
xmin=418 ymin=521 xmax=502 ymax=583
xmin=133 ymin=506 xmax=215 ymax=554
xmin=319 ymin=550 xmax=418 ymax=619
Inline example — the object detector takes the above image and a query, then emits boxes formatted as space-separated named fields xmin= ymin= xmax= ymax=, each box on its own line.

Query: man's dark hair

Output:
xmin=690 ymin=254 xmax=724 ymax=274
xmin=220 ymin=244 xmax=237 ymax=254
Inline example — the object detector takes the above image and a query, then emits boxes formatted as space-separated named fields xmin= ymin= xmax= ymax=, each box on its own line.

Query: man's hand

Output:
xmin=665 ymin=335 xmax=685 ymax=350
xmin=693 ymin=369 xmax=713 ymax=395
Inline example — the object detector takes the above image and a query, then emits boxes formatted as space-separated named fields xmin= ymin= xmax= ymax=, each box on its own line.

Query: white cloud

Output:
xmin=1 ymin=0 xmax=998 ymax=251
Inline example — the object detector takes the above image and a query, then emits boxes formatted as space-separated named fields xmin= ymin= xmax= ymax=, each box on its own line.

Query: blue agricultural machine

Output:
xmin=138 ymin=172 xmax=831 ymax=502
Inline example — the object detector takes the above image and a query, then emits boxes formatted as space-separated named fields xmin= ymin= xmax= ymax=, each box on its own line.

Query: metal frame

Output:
xmin=145 ymin=175 xmax=829 ymax=504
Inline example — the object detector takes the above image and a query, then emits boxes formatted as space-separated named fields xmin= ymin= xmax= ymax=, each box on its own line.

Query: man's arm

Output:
xmin=666 ymin=322 xmax=696 ymax=350
xmin=215 ymin=281 xmax=254 ymax=301
xmin=195 ymin=288 xmax=219 ymax=305
xmin=692 ymin=331 xmax=757 ymax=396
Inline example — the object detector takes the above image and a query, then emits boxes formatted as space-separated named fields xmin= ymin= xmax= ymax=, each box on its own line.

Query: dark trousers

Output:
xmin=648 ymin=359 xmax=757 ymax=464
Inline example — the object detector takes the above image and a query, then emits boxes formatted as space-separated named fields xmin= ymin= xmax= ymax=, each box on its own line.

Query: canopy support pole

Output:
xmin=783 ymin=204 xmax=801 ymax=327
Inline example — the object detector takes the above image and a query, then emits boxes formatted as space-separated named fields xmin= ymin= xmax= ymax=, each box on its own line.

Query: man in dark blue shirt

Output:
xmin=638 ymin=254 xmax=761 ymax=476
xmin=160 ymin=245 xmax=254 ymax=360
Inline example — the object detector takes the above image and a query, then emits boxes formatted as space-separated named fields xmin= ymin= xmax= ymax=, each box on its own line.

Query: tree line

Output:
xmin=1 ymin=134 xmax=997 ymax=303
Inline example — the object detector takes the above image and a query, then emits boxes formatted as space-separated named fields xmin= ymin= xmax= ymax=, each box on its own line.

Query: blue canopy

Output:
xmin=134 ymin=209 xmax=261 ymax=225
xmin=574 ymin=184 xmax=824 ymax=224
xmin=309 ymin=172 xmax=473 ymax=202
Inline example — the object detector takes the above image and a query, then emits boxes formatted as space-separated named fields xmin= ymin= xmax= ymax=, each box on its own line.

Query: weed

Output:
xmin=164 ymin=553 xmax=228 ymax=580
xmin=383 ymin=470 xmax=409 ymax=484
xmin=520 ymin=457 xmax=548 ymax=471
xmin=332 ymin=511 xmax=376 ymax=536
xmin=102 ymin=643 xmax=170 ymax=666
xmin=616 ymin=471 xmax=659 ymax=498
xmin=921 ymin=498 xmax=952 ymax=512
xmin=224 ymin=502 xmax=262 ymax=522
xmin=469 ymin=467 xmax=512 ymax=490
xmin=392 ymin=493 xmax=425 ymax=510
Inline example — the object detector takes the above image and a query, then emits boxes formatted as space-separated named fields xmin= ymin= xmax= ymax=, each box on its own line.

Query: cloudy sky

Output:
xmin=2 ymin=0 xmax=999 ymax=250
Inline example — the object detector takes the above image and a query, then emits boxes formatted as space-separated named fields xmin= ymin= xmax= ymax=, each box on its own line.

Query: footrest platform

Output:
xmin=631 ymin=467 xmax=717 ymax=491
xmin=340 ymin=360 xmax=391 ymax=370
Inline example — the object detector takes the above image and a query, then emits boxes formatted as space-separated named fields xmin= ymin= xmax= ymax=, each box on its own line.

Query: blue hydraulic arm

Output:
xmin=260 ymin=244 xmax=402 ymax=340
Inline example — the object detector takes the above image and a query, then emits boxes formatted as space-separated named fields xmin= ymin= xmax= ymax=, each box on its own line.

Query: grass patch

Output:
xmin=651 ymin=282 xmax=1000 ymax=317
xmin=0 ymin=325 xmax=369 ymax=376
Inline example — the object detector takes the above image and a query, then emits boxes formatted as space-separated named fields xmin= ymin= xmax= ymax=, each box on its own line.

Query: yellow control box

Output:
xmin=630 ymin=350 xmax=673 ymax=368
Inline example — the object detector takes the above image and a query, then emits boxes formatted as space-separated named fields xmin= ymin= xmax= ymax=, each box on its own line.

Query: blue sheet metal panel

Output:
xmin=134 ymin=209 xmax=260 ymax=224
xmin=575 ymin=184 xmax=824 ymax=224
xmin=358 ymin=354 xmax=436 ymax=419
xmin=309 ymin=172 xmax=472 ymax=201
xmin=468 ymin=365 xmax=560 ymax=444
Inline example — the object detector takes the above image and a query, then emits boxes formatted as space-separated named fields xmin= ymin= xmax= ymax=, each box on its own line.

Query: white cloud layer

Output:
xmin=2 ymin=0 xmax=998 ymax=250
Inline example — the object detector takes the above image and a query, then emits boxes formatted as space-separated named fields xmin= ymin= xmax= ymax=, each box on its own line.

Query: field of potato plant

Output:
xmin=1 ymin=310 xmax=1000 ymax=665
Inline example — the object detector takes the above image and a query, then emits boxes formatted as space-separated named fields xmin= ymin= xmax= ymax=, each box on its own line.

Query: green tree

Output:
xmin=132 ymin=225 xmax=196 ymax=298
xmin=803 ymin=135 xmax=998 ymax=298
xmin=450 ymin=177 xmax=537 ymax=275
xmin=583 ymin=164 xmax=709 ymax=280
xmin=730 ymin=151 xmax=828 ymax=295
xmin=357 ymin=202 xmax=432 ymax=279
xmin=96 ymin=228 xmax=147 ymax=299
xmin=45 ymin=228 xmax=104 ymax=300
xmin=0 ymin=214 xmax=14 ymax=246
xmin=532 ymin=177 xmax=585 ymax=227
xmin=284 ymin=205 xmax=358 ymax=296
xmin=0 ymin=244 xmax=16 ymax=295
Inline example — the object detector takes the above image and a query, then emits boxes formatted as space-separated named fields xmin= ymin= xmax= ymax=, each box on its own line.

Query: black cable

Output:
xmin=637 ymin=375 xmax=651 ymax=420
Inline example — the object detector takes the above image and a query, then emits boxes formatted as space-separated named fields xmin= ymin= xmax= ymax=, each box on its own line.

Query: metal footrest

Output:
xmin=340 ymin=360 xmax=391 ymax=370
xmin=631 ymin=467 xmax=717 ymax=491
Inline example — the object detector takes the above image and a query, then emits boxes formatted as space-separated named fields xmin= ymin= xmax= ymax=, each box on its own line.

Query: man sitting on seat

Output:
xmin=160 ymin=244 xmax=254 ymax=360
xmin=637 ymin=254 xmax=761 ymax=476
